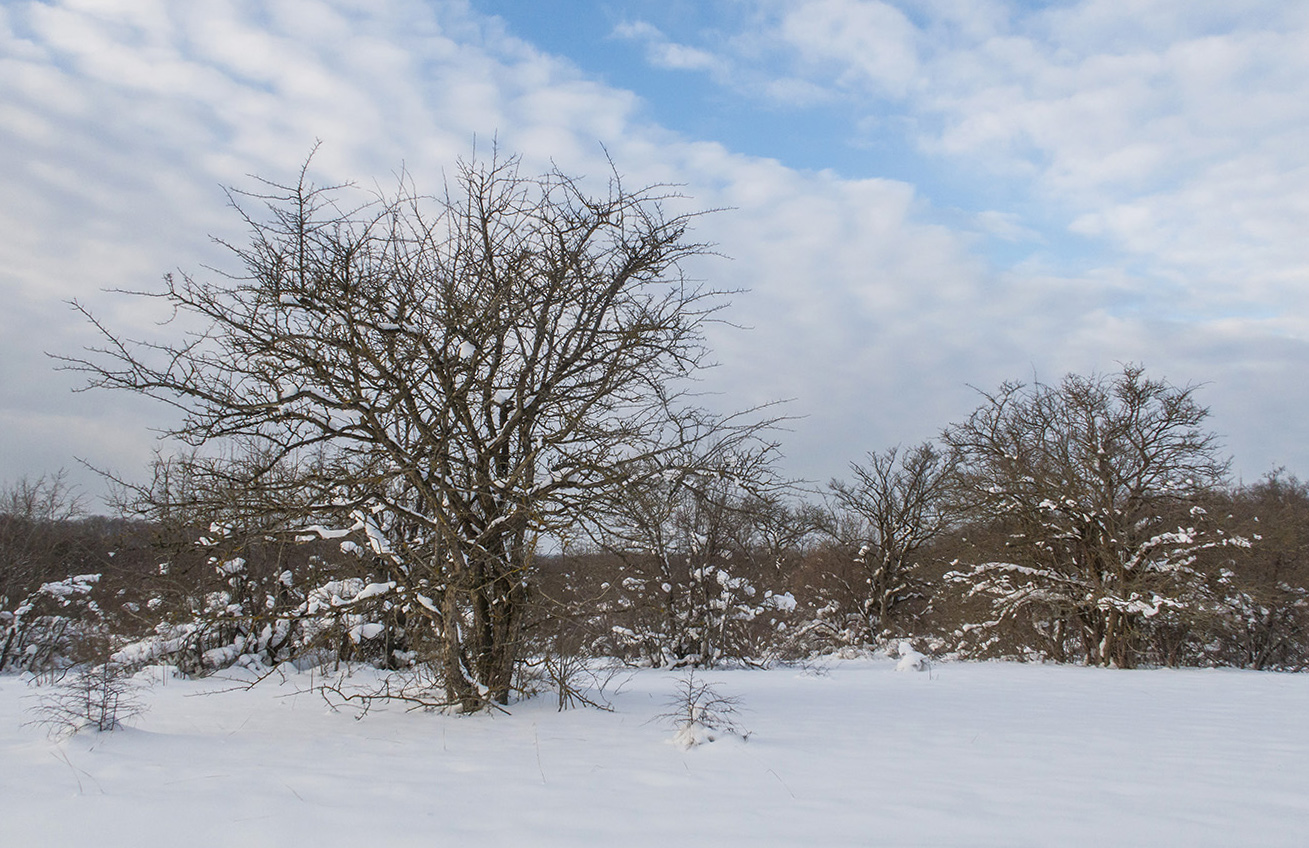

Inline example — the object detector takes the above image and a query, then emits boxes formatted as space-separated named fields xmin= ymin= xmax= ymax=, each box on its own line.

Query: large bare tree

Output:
xmin=63 ymin=151 xmax=732 ymax=709
xmin=942 ymin=365 xmax=1245 ymax=667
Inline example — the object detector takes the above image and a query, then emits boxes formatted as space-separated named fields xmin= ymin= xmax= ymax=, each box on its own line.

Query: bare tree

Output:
xmin=596 ymin=432 xmax=794 ymax=667
xmin=828 ymin=442 xmax=958 ymax=638
xmin=941 ymin=365 xmax=1245 ymax=667
xmin=1 ymin=471 xmax=85 ymax=524
xmin=0 ymin=472 xmax=100 ymax=672
xmin=1206 ymin=471 xmax=1309 ymax=669
xmin=61 ymin=150 xmax=737 ymax=710
xmin=0 ymin=471 xmax=86 ymax=602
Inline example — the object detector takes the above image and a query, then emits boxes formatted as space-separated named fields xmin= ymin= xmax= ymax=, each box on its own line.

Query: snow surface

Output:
xmin=2 ymin=659 xmax=1307 ymax=846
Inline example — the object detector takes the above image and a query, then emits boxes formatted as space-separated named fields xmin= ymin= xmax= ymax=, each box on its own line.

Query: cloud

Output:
xmin=611 ymin=20 xmax=721 ymax=72
xmin=624 ymin=2 xmax=1309 ymax=286
xmin=0 ymin=0 xmax=1002 ymax=500
xmin=610 ymin=14 xmax=833 ymax=108
xmin=2 ymin=0 xmax=1307 ymax=506
xmin=974 ymin=210 xmax=1041 ymax=243
xmin=614 ymin=1 xmax=1309 ymax=431
xmin=750 ymin=2 xmax=1309 ymax=291
xmin=774 ymin=0 xmax=921 ymax=97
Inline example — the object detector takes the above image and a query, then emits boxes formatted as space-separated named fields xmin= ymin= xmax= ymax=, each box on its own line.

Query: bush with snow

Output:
xmin=1 ymin=573 xmax=105 ymax=673
xmin=657 ymin=670 xmax=747 ymax=748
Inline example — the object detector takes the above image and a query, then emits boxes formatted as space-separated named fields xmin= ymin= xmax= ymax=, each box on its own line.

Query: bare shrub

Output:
xmin=539 ymin=650 xmax=629 ymax=712
xmin=657 ymin=669 xmax=746 ymax=747
xmin=28 ymin=661 xmax=148 ymax=737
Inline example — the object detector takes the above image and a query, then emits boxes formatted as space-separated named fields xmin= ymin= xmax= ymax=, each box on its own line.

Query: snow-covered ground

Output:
xmin=2 ymin=657 xmax=1306 ymax=847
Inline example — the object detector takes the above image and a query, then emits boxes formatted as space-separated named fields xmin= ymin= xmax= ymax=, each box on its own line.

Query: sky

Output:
xmin=3 ymin=0 xmax=1308 ymax=508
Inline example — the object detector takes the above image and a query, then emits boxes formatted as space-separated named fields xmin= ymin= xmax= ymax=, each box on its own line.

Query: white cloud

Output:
xmin=635 ymin=1 xmax=1309 ymax=298
xmin=974 ymin=210 xmax=1040 ymax=243
xmin=776 ymin=0 xmax=921 ymax=97
xmin=612 ymin=20 xmax=720 ymax=72
xmin=2 ymin=0 xmax=1308 ymax=504
xmin=629 ymin=2 xmax=1309 ymax=352
xmin=1 ymin=0 xmax=1003 ymax=498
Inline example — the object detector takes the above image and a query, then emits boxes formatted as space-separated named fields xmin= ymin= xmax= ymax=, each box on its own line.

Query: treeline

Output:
xmin=5 ymin=367 xmax=1308 ymax=682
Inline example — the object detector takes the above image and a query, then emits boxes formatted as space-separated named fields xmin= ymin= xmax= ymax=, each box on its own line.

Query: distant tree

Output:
xmin=103 ymin=453 xmax=393 ymax=675
xmin=1205 ymin=471 xmax=1309 ymax=669
xmin=63 ymin=149 xmax=749 ymax=710
xmin=942 ymin=365 xmax=1246 ymax=667
xmin=0 ymin=472 xmax=103 ymax=672
xmin=0 ymin=471 xmax=86 ymax=604
xmin=828 ymin=442 xmax=958 ymax=638
xmin=597 ymin=435 xmax=797 ymax=667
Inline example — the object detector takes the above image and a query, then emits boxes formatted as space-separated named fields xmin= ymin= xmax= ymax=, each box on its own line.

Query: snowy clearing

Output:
xmin=2 ymin=658 xmax=1306 ymax=847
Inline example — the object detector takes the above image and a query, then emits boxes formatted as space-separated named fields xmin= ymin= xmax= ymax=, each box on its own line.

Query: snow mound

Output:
xmin=895 ymin=641 xmax=928 ymax=672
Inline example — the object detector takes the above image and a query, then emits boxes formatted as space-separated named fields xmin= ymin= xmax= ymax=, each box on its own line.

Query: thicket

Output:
xmin=5 ymin=446 xmax=1307 ymax=687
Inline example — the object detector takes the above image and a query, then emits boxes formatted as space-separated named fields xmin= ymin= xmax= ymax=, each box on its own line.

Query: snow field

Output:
xmin=2 ymin=659 xmax=1307 ymax=847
